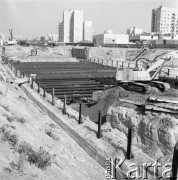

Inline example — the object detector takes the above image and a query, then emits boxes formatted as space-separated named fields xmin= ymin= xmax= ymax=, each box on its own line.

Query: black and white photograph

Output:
xmin=0 ymin=0 xmax=178 ymax=179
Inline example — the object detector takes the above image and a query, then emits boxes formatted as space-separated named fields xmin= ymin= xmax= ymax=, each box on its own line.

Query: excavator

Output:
xmin=115 ymin=51 xmax=177 ymax=93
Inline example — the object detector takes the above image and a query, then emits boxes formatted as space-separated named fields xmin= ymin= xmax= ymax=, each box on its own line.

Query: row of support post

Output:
xmin=89 ymin=57 xmax=131 ymax=68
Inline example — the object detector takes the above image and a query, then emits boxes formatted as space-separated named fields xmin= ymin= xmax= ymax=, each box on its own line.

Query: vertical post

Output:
xmin=62 ymin=95 xmax=66 ymax=114
xmin=98 ymin=58 xmax=100 ymax=64
xmin=89 ymin=58 xmax=91 ymax=62
xmin=31 ymin=78 xmax=34 ymax=89
xmin=94 ymin=58 xmax=95 ymax=63
xmin=97 ymin=110 xmax=102 ymax=138
xmin=52 ymin=88 xmax=55 ymax=105
xmin=43 ymin=86 xmax=46 ymax=98
xmin=168 ymin=69 xmax=170 ymax=76
xmin=102 ymin=59 xmax=104 ymax=65
xmin=79 ymin=103 xmax=82 ymax=124
xmin=126 ymin=126 xmax=133 ymax=160
xmin=37 ymin=82 xmax=40 ymax=93
xmin=28 ymin=75 xmax=30 ymax=83
xmin=112 ymin=60 xmax=114 ymax=67
xmin=22 ymin=72 xmax=24 ymax=78
xmin=171 ymin=144 xmax=178 ymax=180
xmin=20 ymin=71 xmax=22 ymax=78
xmin=122 ymin=61 xmax=124 ymax=68
xmin=117 ymin=61 xmax=119 ymax=68
xmin=15 ymin=68 xmax=17 ymax=76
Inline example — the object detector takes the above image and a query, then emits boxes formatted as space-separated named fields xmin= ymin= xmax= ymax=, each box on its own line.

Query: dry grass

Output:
xmin=16 ymin=117 xmax=26 ymax=124
xmin=3 ymin=114 xmax=26 ymax=124
xmin=45 ymin=128 xmax=59 ymax=141
xmin=0 ymin=128 xmax=18 ymax=147
xmin=17 ymin=142 xmax=52 ymax=170
xmin=6 ymin=115 xmax=15 ymax=122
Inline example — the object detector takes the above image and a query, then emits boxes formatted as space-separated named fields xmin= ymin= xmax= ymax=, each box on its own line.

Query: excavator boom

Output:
xmin=116 ymin=51 xmax=177 ymax=93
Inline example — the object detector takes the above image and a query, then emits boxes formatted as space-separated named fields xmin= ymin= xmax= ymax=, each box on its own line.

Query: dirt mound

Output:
xmin=3 ymin=45 xmax=72 ymax=61
xmin=82 ymin=87 xmax=140 ymax=123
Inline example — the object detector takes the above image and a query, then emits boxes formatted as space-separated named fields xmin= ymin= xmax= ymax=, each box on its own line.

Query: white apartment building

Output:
xmin=58 ymin=10 xmax=93 ymax=43
xmin=151 ymin=6 xmax=178 ymax=36
xmin=83 ymin=21 xmax=93 ymax=42
xmin=72 ymin=10 xmax=83 ymax=42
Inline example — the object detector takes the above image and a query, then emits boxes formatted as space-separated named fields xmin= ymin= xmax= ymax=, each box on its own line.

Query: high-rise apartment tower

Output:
xmin=58 ymin=10 xmax=93 ymax=43
xmin=151 ymin=6 xmax=178 ymax=36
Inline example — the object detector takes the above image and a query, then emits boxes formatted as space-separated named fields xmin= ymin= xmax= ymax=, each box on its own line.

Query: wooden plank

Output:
xmin=149 ymin=96 xmax=178 ymax=104
xmin=149 ymin=102 xmax=178 ymax=111
xmin=145 ymin=105 xmax=178 ymax=114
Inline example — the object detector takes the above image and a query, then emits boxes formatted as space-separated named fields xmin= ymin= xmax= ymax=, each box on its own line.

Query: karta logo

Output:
xmin=105 ymin=158 xmax=176 ymax=179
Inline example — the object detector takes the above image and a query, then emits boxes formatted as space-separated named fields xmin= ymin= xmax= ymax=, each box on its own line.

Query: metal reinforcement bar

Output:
xmin=45 ymin=87 xmax=104 ymax=93
xmin=55 ymin=94 xmax=92 ymax=99
xmin=35 ymin=79 xmax=97 ymax=83
xmin=43 ymin=84 xmax=104 ymax=89
xmin=36 ymin=74 xmax=115 ymax=79
xmin=38 ymin=82 xmax=102 ymax=86
xmin=12 ymin=61 xmax=115 ymax=67
xmin=47 ymin=91 xmax=95 ymax=95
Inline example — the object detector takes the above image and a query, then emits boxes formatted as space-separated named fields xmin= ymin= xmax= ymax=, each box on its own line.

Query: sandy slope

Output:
xmin=0 ymin=67 xmax=105 ymax=179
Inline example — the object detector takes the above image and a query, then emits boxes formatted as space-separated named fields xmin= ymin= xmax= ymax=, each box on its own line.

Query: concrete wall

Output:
xmin=71 ymin=47 xmax=88 ymax=59
xmin=93 ymin=34 xmax=104 ymax=46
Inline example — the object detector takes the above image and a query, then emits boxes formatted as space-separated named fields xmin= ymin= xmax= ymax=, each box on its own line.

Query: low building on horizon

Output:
xmin=129 ymin=32 xmax=178 ymax=44
xmin=93 ymin=29 xmax=129 ymax=47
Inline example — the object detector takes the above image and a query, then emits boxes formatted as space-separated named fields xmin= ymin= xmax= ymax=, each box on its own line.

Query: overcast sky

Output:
xmin=0 ymin=0 xmax=177 ymax=39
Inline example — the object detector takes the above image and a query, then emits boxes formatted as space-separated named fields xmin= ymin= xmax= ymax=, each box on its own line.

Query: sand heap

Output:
xmin=3 ymin=45 xmax=75 ymax=62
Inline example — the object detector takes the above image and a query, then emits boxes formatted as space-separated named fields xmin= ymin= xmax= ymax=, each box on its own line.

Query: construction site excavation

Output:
xmin=2 ymin=0 xmax=178 ymax=179
xmin=1 ymin=44 xmax=178 ymax=180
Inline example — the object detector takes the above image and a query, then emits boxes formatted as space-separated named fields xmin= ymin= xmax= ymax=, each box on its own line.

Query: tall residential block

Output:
xmin=72 ymin=10 xmax=83 ymax=42
xmin=58 ymin=9 xmax=93 ymax=43
xmin=151 ymin=6 xmax=178 ymax=36
xmin=83 ymin=21 xmax=93 ymax=42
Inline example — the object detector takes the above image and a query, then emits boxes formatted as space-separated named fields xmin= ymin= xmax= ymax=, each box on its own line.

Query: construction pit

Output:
xmin=1 ymin=45 xmax=178 ymax=179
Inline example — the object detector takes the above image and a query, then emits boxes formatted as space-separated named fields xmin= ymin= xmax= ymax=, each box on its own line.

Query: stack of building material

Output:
xmin=145 ymin=96 xmax=178 ymax=114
